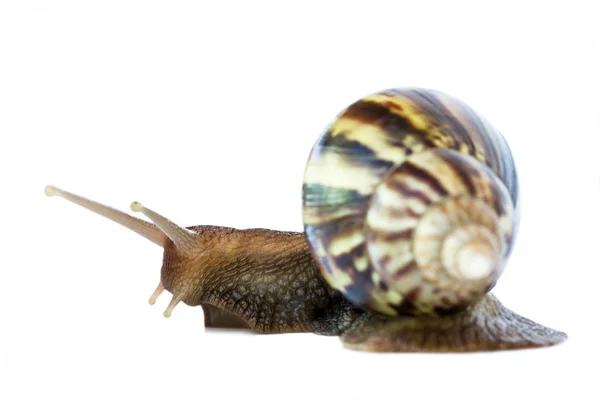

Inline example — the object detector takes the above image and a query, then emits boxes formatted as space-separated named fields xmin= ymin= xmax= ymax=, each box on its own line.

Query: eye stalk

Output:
xmin=130 ymin=201 xmax=198 ymax=257
xmin=45 ymin=185 xmax=165 ymax=246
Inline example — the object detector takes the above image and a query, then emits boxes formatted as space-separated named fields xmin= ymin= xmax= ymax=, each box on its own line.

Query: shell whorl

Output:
xmin=302 ymin=88 xmax=518 ymax=316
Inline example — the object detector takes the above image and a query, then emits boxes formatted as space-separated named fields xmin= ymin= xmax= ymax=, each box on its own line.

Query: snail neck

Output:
xmin=164 ymin=227 xmax=350 ymax=333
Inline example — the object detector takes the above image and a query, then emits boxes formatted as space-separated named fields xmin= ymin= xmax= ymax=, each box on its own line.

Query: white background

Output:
xmin=1 ymin=1 xmax=599 ymax=399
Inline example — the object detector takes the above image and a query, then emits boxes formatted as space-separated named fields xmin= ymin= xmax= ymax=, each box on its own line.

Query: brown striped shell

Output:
xmin=302 ymin=88 xmax=518 ymax=316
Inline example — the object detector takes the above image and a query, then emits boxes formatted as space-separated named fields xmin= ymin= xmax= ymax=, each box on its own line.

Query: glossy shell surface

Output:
xmin=302 ymin=88 xmax=518 ymax=316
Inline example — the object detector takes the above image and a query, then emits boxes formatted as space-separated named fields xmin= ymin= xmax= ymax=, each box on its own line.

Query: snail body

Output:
xmin=46 ymin=88 xmax=566 ymax=352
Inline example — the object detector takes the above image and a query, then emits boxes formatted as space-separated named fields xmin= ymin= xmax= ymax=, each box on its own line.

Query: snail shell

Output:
xmin=302 ymin=88 xmax=518 ymax=316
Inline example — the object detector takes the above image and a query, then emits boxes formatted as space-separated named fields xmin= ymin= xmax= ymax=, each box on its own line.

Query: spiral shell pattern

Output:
xmin=302 ymin=88 xmax=518 ymax=316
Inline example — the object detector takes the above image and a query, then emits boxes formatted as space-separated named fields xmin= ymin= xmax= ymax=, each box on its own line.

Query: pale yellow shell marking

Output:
xmin=401 ymin=134 xmax=428 ymax=152
xmin=329 ymin=119 xmax=409 ymax=164
xmin=386 ymin=269 xmax=422 ymax=296
xmin=328 ymin=268 xmax=353 ymax=289
xmin=369 ymin=240 xmax=414 ymax=273
xmin=363 ymin=93 xmax=456 ymax=148
xmin=303 ymin=205 xmax=361 ymax=226
xmin=408 ymin=152 xmax=471 ymax=195
xmin=329 ymin=229 xmax=364 ymax=257
xmin=373 ymin=184 xmax=429 ymax=216
xmin=367 ymin=290 xmax=402 ymax=315
xmin=353 ymin=256 xmax=369 ymax=272
xmin=367 ymin=213 xmax=419 ymax=235
xmin=304 ymin=151 xmax=381 ymax=194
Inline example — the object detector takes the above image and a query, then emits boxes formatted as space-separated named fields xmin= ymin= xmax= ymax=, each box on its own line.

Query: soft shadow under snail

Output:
xmin=46 ymin=88 xmax=567 ymax=352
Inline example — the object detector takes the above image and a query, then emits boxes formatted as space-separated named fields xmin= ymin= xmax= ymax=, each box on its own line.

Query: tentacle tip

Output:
xmin=149 ymin=283 xmax=164 ymax=306
xmin=130 ymin=201 xmax=144 ymax=212
xmin=44 ymin=185 xmax=57 ymax=197
xmin=163 ymin=295 xmax=181 ymax=318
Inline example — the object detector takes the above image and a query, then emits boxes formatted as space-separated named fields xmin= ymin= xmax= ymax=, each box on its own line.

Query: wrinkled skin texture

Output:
xmin=162 ymin=226 xmax=354 ymax=334
xmin=164 ymin=227 xmax=566 ymax=352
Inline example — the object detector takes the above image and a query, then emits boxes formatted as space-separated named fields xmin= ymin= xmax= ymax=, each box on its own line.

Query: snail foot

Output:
xmin=340 ymin=294 xmax=567 ymax=353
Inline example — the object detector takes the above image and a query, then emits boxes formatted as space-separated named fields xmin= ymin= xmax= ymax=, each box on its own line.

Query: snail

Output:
xmin=45 ymin=88 xmax=567 ymax=352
